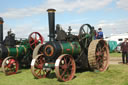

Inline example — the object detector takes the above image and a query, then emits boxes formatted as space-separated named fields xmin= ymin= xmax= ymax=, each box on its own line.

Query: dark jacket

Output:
xmin=121 ymin=42 xmax=128 ymax=52
xmin=97 ymin=31 xmax=103 ymax=39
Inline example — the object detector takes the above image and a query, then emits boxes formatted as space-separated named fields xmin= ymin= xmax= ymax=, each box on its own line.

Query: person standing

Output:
xmin=121 ymin=38 xmax=128 ymax=64
xmin=97 ymin=28 xmax=103 ymax=39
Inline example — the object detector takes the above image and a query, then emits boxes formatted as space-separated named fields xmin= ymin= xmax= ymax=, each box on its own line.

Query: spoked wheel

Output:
xmin=31 ymin=54 xmax=50 ymax=79
xmin=95 ymin=40 xmax=109 ymax=71
xmin=88 ymin=39 xmax=109 ymax=72
xmin=55 ymin=54 xmax=76 ymax=82
xmin=32 ymin=44 xmax=44 ymax=59
xmin=29 ymin=32 xmax=44 ymax=50
xmin=2 ymin=56 xmax=19 ymax=75
xmin=79 ymin=24 xmax=92 ymax=38
xmin=79 ymin=24 xmax=93 ymax=49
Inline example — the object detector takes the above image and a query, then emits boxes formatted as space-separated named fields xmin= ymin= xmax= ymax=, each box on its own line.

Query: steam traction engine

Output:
xmin=31 ymin=9 xmax=109 ymax=81
xmin=0 ymin=17 xmax=44 ymax=75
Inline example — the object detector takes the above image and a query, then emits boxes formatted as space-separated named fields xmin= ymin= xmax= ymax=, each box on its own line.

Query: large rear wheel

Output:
xmin=88 ymin=39 xmax=109 ymax=72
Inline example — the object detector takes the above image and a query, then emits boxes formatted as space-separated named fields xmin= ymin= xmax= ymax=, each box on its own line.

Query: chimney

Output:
xmin=47 ymin=9 xmax=56 ymax=41
xmin=0 ymin=17 xmax=4 ymax=43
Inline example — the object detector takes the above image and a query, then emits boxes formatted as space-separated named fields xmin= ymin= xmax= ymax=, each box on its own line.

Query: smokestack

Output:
xmin=0 ymin=17 xmax=4 ymax=43
xmin=47 ymin=9 xmax=56 ymax=41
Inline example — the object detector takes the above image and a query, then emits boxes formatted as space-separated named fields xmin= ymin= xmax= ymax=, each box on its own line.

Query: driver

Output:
xmin=97 ymin=28 xmax=103 ymax=39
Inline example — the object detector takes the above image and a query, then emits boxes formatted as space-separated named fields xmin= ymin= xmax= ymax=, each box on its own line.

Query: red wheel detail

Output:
xmin=55 ymin=54 xmax=76 ymax=82
xmin=2 ymin=56 xmax=19 ymax=75
xmin=95 ymin=41 xmax=109 ymax=72
xmin=31 ymin=54 xmax=50 ymax=79
xmin=29 ymin=32 xmax=44 ymax=50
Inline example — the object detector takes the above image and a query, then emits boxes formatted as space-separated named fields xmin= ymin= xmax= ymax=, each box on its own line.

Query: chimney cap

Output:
xmin=0 ymin=17 xmax=4 ymax=23
xmin=47 ymin=9 xmax=56 ymax=13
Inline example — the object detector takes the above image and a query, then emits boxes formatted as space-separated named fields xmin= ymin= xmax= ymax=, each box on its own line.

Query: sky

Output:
xmin=0 ymin=0 xmax=128 ymax=41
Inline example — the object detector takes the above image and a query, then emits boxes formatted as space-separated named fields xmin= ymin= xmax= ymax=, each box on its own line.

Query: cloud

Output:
xmin=58 ymin=19 xmax=128 ymax=38
xmin=96 ymin=19 xmax=128 ymax=37
xmin=3 ymin=23 xmax=49 ymax=41
xmin=0 ymin=7 xmax=46 ymax=18
xmin=3 ymin=0 xmax=128 ymax=40
xmin=3 ymin=18 xmax=128 ymax=41
xmin=116 ymin=0 xmax=128 ymax=10
xmin=0 ymin=0 xmax=113 ymax=18
xmin=61 ymin=19 xmax=128 ymax=39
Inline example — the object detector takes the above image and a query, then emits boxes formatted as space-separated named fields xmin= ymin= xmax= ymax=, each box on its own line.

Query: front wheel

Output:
xmin=31 ymin=54 xmax=50 ymax=79
xmin=2 ymin=56 xmax=19 ymax=75
xmin=55 ymin=54 xmax=76 ymax=82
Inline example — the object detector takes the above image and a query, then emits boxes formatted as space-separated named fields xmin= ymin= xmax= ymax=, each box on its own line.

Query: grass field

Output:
xmin=0 ymin=53 xmax=127 ymax=85
xmin=109 ymin=52 xmax=122 ymax=57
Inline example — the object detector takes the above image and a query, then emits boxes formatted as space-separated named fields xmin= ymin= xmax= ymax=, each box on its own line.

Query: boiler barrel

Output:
xmin=7 ymin=45 xmax=28 ymax=57
xmin=43 ymin=41 xmax=81 ymax=58
xmin=0 ymin=45 xmax=28 ymax=58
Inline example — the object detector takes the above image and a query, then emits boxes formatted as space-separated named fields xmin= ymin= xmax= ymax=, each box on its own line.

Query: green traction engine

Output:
xmin=31 ymin=9 xmax=110 ymax=81
xmin=0 ymin=17 xmax=44 ymax=75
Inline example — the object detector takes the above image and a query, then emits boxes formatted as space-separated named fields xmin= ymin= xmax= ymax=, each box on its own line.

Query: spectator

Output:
xmin=121 ymin=38 xmax=128 ymax=64
xmin=97 ymin=28 xmax=103 ymax=39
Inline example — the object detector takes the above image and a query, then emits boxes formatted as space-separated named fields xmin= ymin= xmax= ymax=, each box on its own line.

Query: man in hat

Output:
xmin=97 ymin=28 xmax=103 ymax=39
xmin=121 ymin=38 xmax=128 ymax=64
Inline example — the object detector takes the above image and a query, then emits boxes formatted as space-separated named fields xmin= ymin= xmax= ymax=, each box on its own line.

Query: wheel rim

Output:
xmin=95 ymin=40 xmax=109 ymax=71
xmin=29 ymin=32 xmax=44 ymax=50
xmin=2 ymin=57 xmax=19 ymax=75
xmin=31 ymin=54 xmax=50 ymax=79
xmin=32 ymin=44 xmax=44 ymax=59
xmin=55 ymin=54 xmax=76 ymax=82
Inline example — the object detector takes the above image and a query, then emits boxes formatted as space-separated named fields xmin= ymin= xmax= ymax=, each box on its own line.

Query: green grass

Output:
xmin=109 ymin=52 xmax=122 ymax=57
xmin=0 ymin=64 xmax=128 ymax=85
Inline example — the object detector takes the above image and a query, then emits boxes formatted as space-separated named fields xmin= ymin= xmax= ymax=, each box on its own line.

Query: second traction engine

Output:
xmin=0 ymin=17 xmax=44 ymax=75
xmin=31 ymin=9 xmax=109 ymax=81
